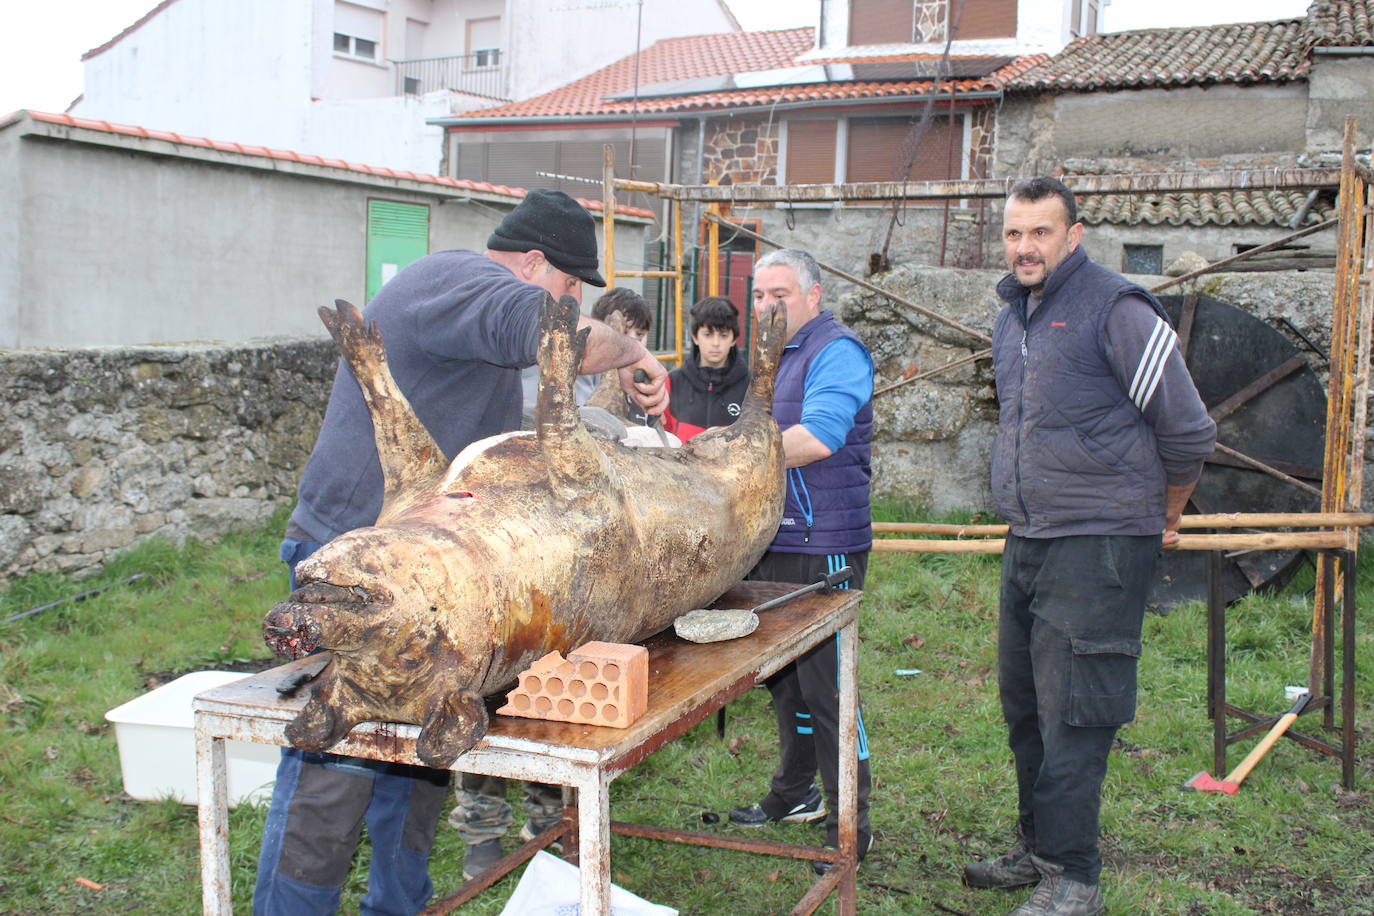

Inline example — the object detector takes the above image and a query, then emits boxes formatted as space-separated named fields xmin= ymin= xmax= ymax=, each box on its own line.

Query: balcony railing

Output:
xmin=392 ymin=52 xmax=509 ymax=100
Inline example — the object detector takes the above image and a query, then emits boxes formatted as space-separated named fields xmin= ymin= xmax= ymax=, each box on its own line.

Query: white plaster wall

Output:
xmin=505 ymin=0 xmax=739 ymax=102
xmin=308 ymin=92 xmax=452 ymax=172
xmin=75 ymin=0 xmax=316 ymax=149
xmin=0 ymin=127 xmax=18 ymax=348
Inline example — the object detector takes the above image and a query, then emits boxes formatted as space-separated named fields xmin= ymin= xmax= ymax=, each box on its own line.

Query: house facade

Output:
xmin=71 ymin=0 xmax=741 ymax=174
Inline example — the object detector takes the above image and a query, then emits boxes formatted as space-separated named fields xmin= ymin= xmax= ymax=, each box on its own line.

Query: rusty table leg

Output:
xmin=194 ymin=717 xmax=232 ymax=916
xmin=575 ymin=769 xmax=612 ymax=916
xmin=836 ymin=618 xmax=859 ymax=916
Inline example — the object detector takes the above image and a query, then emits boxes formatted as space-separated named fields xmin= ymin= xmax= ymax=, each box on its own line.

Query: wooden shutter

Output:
xmin=954 ymin=0 xmax=1017 ymax=40
xmin=849 ymin=0 xmax=916 ymax=46
xmin=785 ymin=120 xmax=838 ymax=185
xmin=846 ymin=116 xmax=962 ymax=203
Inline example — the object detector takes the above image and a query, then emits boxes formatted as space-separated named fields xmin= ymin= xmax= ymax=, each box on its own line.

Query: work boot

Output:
xmin=519 ymin=813 xmax=565 ymax=852
xmin=461 ymin=838 xmax=504 ymax=881
xmin=964 ymin=836 xmax=1038 ymax=889
xmin=811 ymin=833 xmax=873 ymax=876
xmin=729 ymin=784 xmax=826 ymax=826
xmin=1008 ymin=857 xmax=1105 ymax=916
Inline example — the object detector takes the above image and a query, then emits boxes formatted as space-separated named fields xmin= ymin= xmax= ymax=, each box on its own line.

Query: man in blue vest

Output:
xmin=967 ymin=177 xmax=1215 ymax=916
xmin=727 ymin=248 xmax=875 ymax=875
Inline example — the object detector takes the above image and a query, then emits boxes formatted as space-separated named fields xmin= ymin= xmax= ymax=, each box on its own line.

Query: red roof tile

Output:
xmin=12 ymin=111 xmax=652 ymax=218
xmin=1008 ymin=19 xmax=1310 ymax=92
xmin=451 ymin=30 xmax=1044 ymax=122
xmin=1307 ymin=0 xmax=1374 ymax=46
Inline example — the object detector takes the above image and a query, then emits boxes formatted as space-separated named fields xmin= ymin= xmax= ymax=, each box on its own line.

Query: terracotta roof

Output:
xmin=7 ymin=111 xmax=652 ymax=218
xmin=1063 ymin=158 xmax=1336 ymax=228
xmin=1008 ymin=18 xmax=1310 ymax=92
xmin=83 ymin=0 xmax=181 ymax=60
xmin=1307 ymin=0 xmax=1374 ymax=46
xmin=450 ymin=31 xmax=1044 ymax=122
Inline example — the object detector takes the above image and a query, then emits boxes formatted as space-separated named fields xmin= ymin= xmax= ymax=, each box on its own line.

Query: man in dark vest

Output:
xmin=968 ymin=177 xmax=1215 ymax=916
xmin=727 ymin=248 xmax=875 ymax=874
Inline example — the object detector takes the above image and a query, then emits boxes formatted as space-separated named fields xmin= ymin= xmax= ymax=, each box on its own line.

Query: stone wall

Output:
xmin=838 ymin=267 xmax=1365 ymax=514
xmin=1 ymin=339 xmax=336 ymax=585
xmin=703 ymin=118 xmax=781 ymax=187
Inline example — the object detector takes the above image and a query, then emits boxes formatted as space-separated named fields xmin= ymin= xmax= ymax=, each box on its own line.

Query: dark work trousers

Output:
xmin=253 ymin=538 xmax=452 ymax=916
xmin=998 ymin=533 xmax=1160 ymax=886
xmin=745 ymin=550 xmax=872 ymax=853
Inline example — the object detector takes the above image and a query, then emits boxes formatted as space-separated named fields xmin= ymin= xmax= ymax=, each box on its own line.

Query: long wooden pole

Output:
xmin=872 ymin=530 xmax=1353 ymax=554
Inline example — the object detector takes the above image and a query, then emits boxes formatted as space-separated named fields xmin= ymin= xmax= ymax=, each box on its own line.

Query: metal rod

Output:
xmin=705 ymin=212 xmax=991 ymax=345
xmin=1150 ymin=217 xmax=1341 ymax=293
xmin=873 ymin=348 xmax=991 ymax=396
xmin=3 ymin=573 xmax=147 ymax=624
xmin=1213 ymin=441 xmax=1323 ymax=497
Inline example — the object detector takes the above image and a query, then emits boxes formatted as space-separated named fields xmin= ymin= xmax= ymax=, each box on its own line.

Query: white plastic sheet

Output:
xmin=498 ymin=850 xmax=678 ymax=916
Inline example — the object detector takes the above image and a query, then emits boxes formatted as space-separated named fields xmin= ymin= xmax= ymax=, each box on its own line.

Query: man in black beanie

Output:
xmin=254 ymin=189 xmax=665 ymax=916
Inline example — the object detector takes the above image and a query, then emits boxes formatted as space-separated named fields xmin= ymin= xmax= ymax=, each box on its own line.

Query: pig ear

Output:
xmin=319 ymin=300 xmax=451 ymax=520
xmin=534 ymin=293 xmax=612 ymax=500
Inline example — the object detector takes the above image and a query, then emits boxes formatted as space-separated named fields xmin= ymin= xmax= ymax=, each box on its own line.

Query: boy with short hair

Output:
xmin=573 ymin=288 xmax=655 ymax=412
xmin=663 ymin=296 xmax=751 ymax=441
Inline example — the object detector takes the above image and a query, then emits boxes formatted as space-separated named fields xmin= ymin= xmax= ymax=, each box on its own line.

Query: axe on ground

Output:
xmin=1182 ymin=691 xmax=1310 ymax=794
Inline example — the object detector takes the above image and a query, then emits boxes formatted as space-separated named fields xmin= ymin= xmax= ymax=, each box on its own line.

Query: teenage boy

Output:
xmin=663 ymin=296 xmax=751 ymax=441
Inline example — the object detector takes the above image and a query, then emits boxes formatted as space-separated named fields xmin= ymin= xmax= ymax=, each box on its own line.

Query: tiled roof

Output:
xmin=450 ymin=31 xmax=1039 ymax=122
xmin=1307 ymin=0 xmax=1374 ymax=46
xmin=4 ymin=111 xmax=652 ymax=218
xmin=1007 ymin=19 xmax=1310 ymax=91
xmin=1063 ymin=158 xmax=1337 ymax=227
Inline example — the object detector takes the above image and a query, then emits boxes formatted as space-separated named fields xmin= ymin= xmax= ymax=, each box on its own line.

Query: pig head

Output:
xmin=265 ymin=291 xmax=787 ymax=767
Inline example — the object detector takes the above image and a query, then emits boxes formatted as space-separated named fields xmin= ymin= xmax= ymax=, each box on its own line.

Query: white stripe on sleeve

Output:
xmin=1127 ymin=316 xmax=1177 ymax=410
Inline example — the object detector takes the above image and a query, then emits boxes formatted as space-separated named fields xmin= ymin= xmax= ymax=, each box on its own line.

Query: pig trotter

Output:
xmin=285 ymin=683 xmax=358 ymax=751
xmin=415 ymin=689 xmax=488 ymax=768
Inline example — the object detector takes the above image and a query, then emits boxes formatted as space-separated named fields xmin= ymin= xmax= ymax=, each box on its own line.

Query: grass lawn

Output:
xmin=1 ymin=507 xmax=1371 ymax=915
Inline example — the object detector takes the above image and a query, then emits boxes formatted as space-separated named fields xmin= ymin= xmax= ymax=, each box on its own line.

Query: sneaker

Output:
xmin=461 ymin=838 xmax=504 ymax=881
xmin=811 ymin=833 xmax=873 ymax=876
xmin=728 ymin=784 xmax=826 ymax=827
xmin=519 ymin=817 xmax=564 ymax=852
xmin=965 ymin=838 xmax=1038 ymax=889
xmin=1008 ymin=858 xmax=1104 ymax=916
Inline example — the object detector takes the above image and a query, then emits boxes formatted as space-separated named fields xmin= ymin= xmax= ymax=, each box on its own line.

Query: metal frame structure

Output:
xmin=598 ymin=119 xmax=1372 ymax=788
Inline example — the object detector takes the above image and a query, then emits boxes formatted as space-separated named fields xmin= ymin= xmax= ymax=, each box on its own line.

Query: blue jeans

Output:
xmin=253 ymin=538 xmax=452 ymax=916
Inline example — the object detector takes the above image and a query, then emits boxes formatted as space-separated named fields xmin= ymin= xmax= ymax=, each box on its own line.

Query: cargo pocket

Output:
xmin=1066 ymin=636 xmax=1141 ymax=727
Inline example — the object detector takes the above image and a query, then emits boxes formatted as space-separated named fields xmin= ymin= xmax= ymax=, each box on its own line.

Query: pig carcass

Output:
xmin=263 ymin=293 xmax=786 ymax=767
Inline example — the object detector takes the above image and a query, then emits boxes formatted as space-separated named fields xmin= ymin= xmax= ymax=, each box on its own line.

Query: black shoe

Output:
xmin=728 ymin=784 xmax=826 ymax=827
xmin=965 ymin=838 xmax=1038 ymax=889
xmin=462 ymin=838 xmax=503 ymax=881
xmin=811 ymin=833 xmax=873 ymax=875
xmin=1008 ymin=858 xmax=1104 ymax=915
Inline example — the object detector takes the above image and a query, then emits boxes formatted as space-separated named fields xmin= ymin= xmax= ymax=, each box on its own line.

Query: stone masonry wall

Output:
xmin=703 ymin=118 xmax=780 ymax=187
xmin=1 ymin=339 xmax=336 ymax=585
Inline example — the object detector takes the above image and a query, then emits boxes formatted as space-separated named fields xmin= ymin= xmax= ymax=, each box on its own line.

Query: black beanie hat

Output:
xmin=486 ymin=189 xmax=607 ymax=287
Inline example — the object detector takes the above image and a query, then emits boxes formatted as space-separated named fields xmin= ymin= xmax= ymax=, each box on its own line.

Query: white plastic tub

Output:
xmin=105 ymin=670 xmax=280 ymax=806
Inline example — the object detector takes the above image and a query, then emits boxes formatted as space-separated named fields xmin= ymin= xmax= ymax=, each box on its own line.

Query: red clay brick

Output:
xmin=497 ymin=642 xmax=648 ymax=728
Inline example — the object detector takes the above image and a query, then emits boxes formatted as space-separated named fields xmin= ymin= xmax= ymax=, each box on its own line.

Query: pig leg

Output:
xmin=285 ymin=671 xmax=364 ymax=751
xmin=534 ymin=292 xmax=614 ymax=501
xmin=318 ymin=300 xmax=451 ymax=524
xmin=415 ymin=688 xmax=488 ymax=768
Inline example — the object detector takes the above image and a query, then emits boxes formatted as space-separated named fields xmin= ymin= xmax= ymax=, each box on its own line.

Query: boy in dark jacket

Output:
xmin=663 ymin=296 xmax=751 ymax=441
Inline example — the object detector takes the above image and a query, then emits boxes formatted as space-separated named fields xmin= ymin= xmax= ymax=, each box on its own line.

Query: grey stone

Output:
xmin=0 ymin=516 xmax=33 ymax=569
xmin=673 ymin=608 xmax=759 ymax=643
xmin=0 ymin=461 xmax=46 ymax=514
xmin=1164 ymin=250 xmax=1209 ymax=276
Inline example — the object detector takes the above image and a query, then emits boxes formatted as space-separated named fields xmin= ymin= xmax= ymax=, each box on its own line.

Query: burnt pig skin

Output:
xmin=264 ymin=293 xmax=787 ymax=767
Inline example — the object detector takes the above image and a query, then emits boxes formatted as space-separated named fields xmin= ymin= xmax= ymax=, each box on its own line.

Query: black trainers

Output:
xmin=728 ymin=784 xmax=826 ymax=827
xmin=811 ymin=833 xmax=873 ymax=875
xmin=964 ymin=838 xmax=1038 ymax=889
xmin=461 ymin=838 xmax=504 ymax=881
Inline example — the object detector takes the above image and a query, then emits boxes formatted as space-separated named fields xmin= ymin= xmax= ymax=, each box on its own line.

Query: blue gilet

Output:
xmin=770 ymin=310 xmax=873 ymax=554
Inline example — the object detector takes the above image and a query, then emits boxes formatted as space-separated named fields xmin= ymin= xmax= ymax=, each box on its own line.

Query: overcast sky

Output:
xmin=1 ymin=0 xmax=1315 ymax=122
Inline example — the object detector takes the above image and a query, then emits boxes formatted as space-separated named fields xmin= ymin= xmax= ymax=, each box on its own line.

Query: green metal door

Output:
xmin=366 ymin=200 xmax=430 ymax=301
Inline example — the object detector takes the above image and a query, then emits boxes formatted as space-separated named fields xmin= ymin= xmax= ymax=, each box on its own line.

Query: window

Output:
xmin=954 ymin=0 xmax=1018 ymax=40
xmin=467 ymin=17 xmax=502 ymax=68
xmin=849 ymin=0 xmax=915 ymax=46
xmin=1123 ymin=244 xmax=1163 ymax=275
xmin=1070 ymin=0 xmax=1103 ymax=37
xmin=782 ymin=115 xmax=967 ymax=201
xmin=335 ymin=1 xmax=382 ymax=61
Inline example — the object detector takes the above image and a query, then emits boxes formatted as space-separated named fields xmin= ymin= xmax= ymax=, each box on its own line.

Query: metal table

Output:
xmin=194 ymin=582 xmax=863 ymax=916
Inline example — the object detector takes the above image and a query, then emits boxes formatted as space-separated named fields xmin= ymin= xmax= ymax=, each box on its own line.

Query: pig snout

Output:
xmin=263 ymin=603 xmax=324 ymax=659
xmin=263 ymin=582 xmax=378 ymax=659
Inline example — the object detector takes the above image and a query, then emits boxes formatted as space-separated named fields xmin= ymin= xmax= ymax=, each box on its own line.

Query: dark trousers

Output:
xmin=998 ymin=533 xmax=1159 ymax=885
xmin=746 ymin=550 xmax=872 ymax=851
